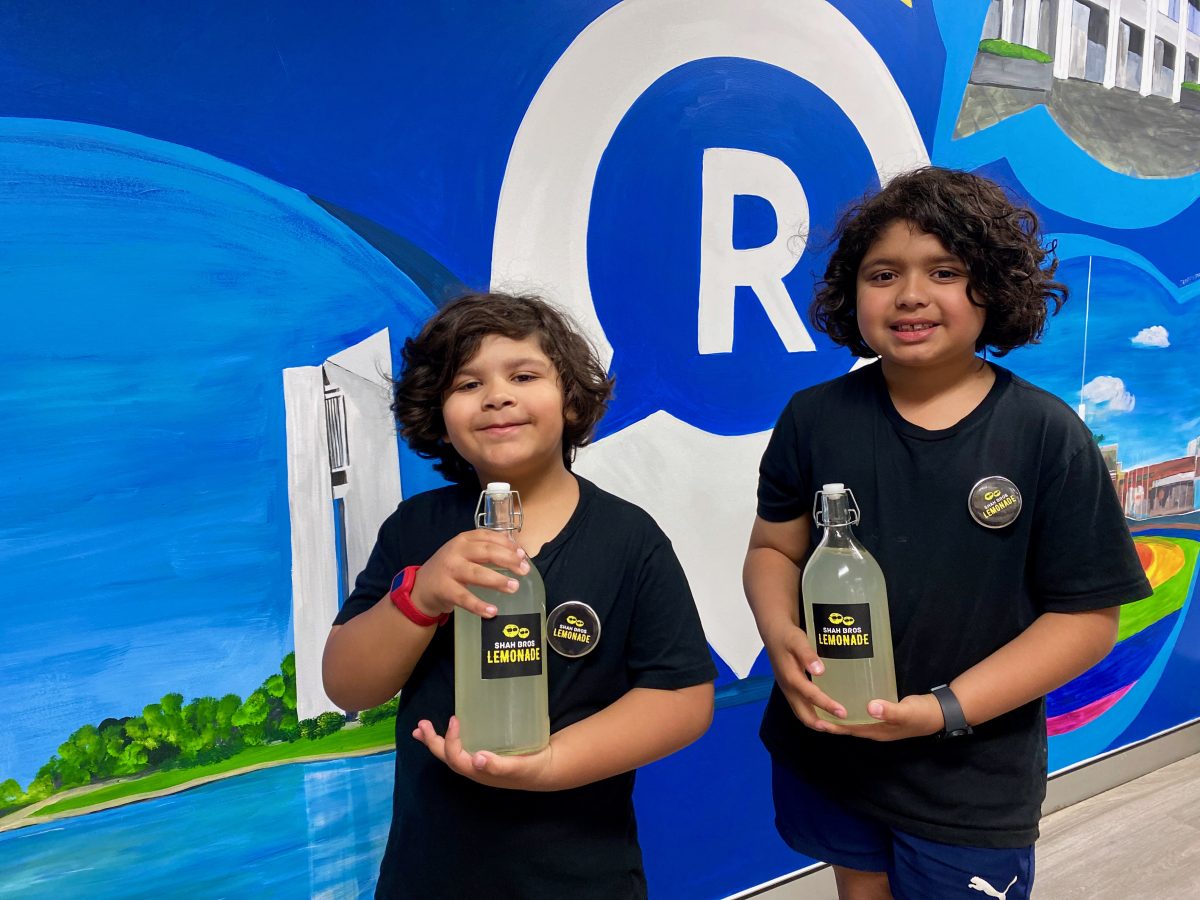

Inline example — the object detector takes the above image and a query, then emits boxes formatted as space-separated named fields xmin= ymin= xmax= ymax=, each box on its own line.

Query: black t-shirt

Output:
xmin=334 ymin=476 xmax=717 ymax=899
xmin=757 ymin=363 xmax=1151 ymax=848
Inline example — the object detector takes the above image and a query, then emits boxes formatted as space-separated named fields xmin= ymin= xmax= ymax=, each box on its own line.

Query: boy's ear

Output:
xmin=562 ymin=398 xmax=579 ymax=424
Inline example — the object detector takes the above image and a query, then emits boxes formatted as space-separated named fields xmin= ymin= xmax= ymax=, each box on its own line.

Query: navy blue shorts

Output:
xmin=772 ymin=761 xmax=1035 ymax=900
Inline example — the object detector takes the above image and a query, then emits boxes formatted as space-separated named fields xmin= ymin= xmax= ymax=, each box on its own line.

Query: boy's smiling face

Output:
xmin=855 ymin=219 xmax=986 ymax=372
xmin=441 ymin=333 xmax=568 ymax=486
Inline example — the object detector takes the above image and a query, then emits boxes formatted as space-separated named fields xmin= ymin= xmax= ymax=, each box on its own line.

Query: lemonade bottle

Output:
xmin=454 ymin=482 xmax=550 ymax=753
xmin=801 ymin=483 xmax=898 ymax=725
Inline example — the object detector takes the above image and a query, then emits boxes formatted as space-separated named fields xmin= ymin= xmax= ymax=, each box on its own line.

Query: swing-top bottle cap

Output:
xmin=485 ymin=482 xmax=512 ymax=493
xmin=821 ymin=483 xmax=846 ymax=494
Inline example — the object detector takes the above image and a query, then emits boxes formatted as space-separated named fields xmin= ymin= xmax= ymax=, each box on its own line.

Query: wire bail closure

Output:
xmin=475 ymin=489 xmax=524 ymax=532
xmin=813 ymin=486 xmax=861 ymax=527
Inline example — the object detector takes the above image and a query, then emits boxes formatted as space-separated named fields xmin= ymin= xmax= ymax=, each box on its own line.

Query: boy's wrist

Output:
xmin=390 ymin=567 xmax=449 ymax=627
xmin=930 ymin=684 xmax=972 ymax=738
xmin=758 ymin=609 xmax=802 ymax=646
xmin=517 ymin=735 xmax=561 ymax=792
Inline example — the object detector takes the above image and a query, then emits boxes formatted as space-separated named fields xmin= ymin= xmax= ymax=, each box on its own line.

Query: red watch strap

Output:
xmin=389 ymin=566 xmax=448 ymax=627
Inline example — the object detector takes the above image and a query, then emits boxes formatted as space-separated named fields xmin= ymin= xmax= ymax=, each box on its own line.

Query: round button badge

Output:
xmin=968 ymin=476 xmax=1022 ymax=529
xmin=547 ymin=601 xmax=601 ymax=658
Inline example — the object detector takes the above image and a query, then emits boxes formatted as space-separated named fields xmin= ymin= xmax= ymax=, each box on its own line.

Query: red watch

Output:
xmin=389 ymin=566 xmax=448 ymax=627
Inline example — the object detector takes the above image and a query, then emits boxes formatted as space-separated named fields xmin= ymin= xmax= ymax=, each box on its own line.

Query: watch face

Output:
xmin=937 ymin=726 xmax=971 ymax=740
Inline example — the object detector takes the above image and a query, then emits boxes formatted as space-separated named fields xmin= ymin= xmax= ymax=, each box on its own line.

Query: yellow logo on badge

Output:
xmin=566 ymin=615 xmax=585 ymax=627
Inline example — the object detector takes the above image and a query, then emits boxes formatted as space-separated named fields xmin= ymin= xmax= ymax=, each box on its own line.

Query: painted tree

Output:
xmin=0 ymin=778 xmax=25 ymax=810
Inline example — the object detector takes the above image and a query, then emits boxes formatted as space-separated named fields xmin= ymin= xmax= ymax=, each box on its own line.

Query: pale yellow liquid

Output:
xmin=802 ymin=545 xmax=898 ymax=725
xmin=454 ymin=564 xmax=549 ymax=754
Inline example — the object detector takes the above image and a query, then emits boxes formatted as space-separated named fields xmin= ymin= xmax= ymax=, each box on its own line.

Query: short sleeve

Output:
xmin=1028 ymin=440 xmax=1152 ymax=613
xmin=624 ymin=539 xmax=718 ymax=691
xmin=757 ymin=398 xmax=811 ymax=523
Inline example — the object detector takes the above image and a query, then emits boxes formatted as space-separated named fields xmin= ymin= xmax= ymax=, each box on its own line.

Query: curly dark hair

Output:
xmin=392 ymin=291 xmax=614 ymax=484
xmin=810 ymin=166 xmax=1067 ymax=358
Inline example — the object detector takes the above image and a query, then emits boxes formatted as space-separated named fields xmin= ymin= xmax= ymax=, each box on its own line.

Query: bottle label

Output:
xmin=811 ymin=603 xmax=874 ymax=660
xmin=480 ymin=613 xmax=544 ymax=679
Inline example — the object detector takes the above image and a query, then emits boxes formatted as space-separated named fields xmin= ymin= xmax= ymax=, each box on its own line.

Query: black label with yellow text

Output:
xmin=812 ymin=603 xmax=874 ymax=660
xmin=480 ymin=613 xmax=543 ymax=679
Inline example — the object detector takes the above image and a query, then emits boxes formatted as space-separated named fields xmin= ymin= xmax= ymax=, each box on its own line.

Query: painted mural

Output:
xmin=1 ymin=2 xmax=1197 ymax=898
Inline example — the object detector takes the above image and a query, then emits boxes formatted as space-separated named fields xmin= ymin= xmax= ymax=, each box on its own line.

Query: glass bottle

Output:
xmin=454 ymin=482 xmax=550 ymax=754
xmin=801 ymin=483 xmax=898 ymax=725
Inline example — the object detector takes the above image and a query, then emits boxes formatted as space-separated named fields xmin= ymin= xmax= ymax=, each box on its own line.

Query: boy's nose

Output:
xmin=483 ymin=388 xmax=516 ymax=409
xmin=894 ymin=279 xmax=928 ymax=308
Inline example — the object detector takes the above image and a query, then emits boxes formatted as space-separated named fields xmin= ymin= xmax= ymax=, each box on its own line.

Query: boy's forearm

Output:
xmin=744 ymin=546 xmax=802 ymax=644
xmin=949 ymin=607 xmax=1120 ymax=727
xmin=322 ymin=596 xmax=437 ymax=711
xmin=537 ymin=683 xmax=714 ymax=791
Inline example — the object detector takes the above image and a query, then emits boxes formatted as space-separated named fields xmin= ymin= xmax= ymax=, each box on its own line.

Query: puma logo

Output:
xmin=967 ymin=875 xmax=1018 ymax=899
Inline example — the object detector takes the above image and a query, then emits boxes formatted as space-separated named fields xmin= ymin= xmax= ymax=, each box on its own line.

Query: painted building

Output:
xmin=1113 ymin=442 xmax=1200 ymax=517
xmin=986 ymin=0 xmax=1200 ymax=100
xmin=283 ymin=330 xmax=402 ymax=720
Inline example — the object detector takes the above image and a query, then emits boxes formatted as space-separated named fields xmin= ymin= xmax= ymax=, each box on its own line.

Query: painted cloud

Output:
xmin=1081 ymin=375 xmax=1136 ymax=413
xmin=1131 ymin=325 xmax=1170 ymax=348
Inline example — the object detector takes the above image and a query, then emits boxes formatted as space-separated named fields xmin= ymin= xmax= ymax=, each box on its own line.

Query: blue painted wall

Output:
xmin=1 ymin=2 xmax=1197 ymax=897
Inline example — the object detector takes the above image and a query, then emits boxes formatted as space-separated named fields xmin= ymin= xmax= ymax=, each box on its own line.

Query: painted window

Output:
xmin=332 ymin=498 xmax=349 ymax=608
xmin=1070 ymin=0 xmax=1108 ymax=83
xmin=1119 ymin=20 xmax=1145 ymax=90
xmin=1154 ymin=37 xmax=1176 ymax=96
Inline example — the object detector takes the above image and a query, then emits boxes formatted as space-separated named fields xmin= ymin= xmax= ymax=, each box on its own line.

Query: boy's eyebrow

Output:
xmin=453 ymin=356 xmax=551 ymax=377
xmin=859 ymin=253 xmax=965 ymax=269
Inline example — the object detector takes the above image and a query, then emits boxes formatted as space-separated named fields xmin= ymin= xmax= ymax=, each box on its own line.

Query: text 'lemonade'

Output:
xmin=454 ymin=482 xmax=550 ymax=754
xmin=801 ymin=483 xmax=898 ymax=725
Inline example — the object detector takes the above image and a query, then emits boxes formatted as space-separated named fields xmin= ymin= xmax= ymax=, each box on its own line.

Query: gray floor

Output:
xmin=747 ymin=751 xmax=1200 ymax=899
xmin=1035 ymin=750 xmax=1200 ymax=899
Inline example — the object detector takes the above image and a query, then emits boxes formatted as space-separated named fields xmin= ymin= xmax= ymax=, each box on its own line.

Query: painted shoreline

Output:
xmin=0 ymin=742 xmax=396 ymax=835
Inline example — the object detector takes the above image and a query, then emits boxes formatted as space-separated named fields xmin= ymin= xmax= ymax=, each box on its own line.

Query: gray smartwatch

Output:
xmin=931 ymin=684 xmax=973 ymax=739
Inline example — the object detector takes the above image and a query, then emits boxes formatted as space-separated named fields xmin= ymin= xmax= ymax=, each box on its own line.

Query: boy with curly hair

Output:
xmin=324 ymin=292 xmax=715 ymax=898
xmin=743 ymin=168 xmax=1150 ymax=899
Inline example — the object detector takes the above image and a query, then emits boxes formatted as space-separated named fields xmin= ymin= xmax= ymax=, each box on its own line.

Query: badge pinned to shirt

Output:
xmin=547 ymin=601 xmax=601 ymax=658
xmin=968 ymin=476 xmax=1022 ymax=529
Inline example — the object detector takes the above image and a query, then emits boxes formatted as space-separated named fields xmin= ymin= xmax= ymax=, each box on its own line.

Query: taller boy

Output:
xmin=744 ymin=168 xmax=1151 ymax=899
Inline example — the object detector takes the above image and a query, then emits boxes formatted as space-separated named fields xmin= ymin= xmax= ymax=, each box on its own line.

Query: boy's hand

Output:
xmin=413 ymin=716 xmax=556 ymax=791
xmin=763 ymin=623 xmax=849 ymax=728
xmin=409 ymin=529 xmax=531 ymax=620
xmin=813 ymin=693 xmax=945 ymax=741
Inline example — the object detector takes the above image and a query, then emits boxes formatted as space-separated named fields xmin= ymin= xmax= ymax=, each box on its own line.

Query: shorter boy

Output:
xmin=324 ymin=292 xmax=716 ymax=899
